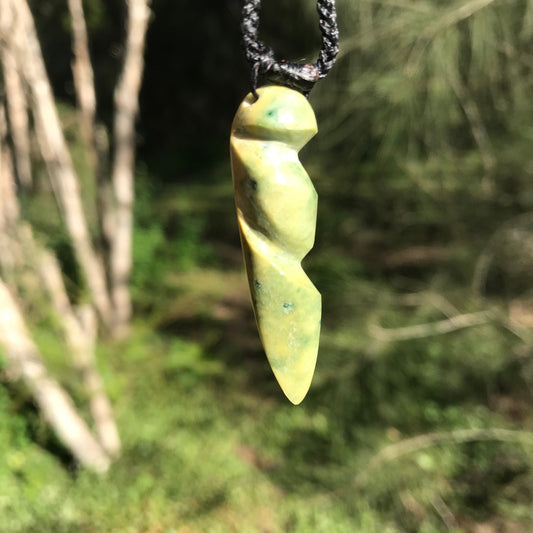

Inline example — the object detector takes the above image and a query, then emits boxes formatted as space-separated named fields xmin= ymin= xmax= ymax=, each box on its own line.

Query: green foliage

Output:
xmin=314 ymin=0 xmax=533 ymax=158
xmin=131 ymin=222 xmax=166 ymax=302
xmin=131 ymin=171 xmax=217 ymax=312
xmin=171 ymin=216 xmax=216 ymax=271
xmin=82 ymin=0 xmax=106 ymax=31
xmin=2 ymin=298 xmax=532 ymax=532
xmin=2 ymin=0 xmax=533 ymax=531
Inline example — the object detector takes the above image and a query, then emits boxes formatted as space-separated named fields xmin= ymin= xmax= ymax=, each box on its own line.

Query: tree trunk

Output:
xmin=37 ymin=248 xmax=121 ymax=456
xmin=1 ymin=43 xmax=32 ymax=188
xmin=110 ymin=0 xmax=151 ymax=335
xmin=0 ymin=0 xmax=151 ymax=472
xmin=66 ymin=0 xmax=97 ymax=157
xmin=1 ymin=96 xmax=121 ymax=464
xmin=0 ymin=0 xmax=113 ymax=327
xmin=0 ymin=102 xmax=19 ymax=230
xmin=66 ymin=0 xmax=115 ymax=251
xmin=0 ymin=280 xmax=110 ymax=472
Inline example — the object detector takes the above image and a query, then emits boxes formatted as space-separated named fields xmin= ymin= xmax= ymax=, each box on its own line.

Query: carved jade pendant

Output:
xmin=230 ymin=85 xmax=321 ymax=404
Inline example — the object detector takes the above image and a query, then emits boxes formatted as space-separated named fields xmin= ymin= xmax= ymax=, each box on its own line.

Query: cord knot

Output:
xmin=241 ymin=0 xmax=339 ymax=97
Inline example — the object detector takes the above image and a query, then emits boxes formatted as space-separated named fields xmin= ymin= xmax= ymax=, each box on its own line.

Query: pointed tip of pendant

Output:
xmin=285 ymin=389 xmax=308 ymax=406
xmin=272 ymin=365 xmax=315 ymax=405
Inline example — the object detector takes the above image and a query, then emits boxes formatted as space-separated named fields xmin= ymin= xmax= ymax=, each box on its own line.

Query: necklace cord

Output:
xmin=241 ymin=0 xmax=339 ymax=97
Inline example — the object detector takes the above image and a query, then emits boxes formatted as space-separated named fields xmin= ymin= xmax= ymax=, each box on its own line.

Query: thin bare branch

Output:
xmin=447 ymin=70 xmax=495 ymax=191
xmin=355 ymin=428 xmax=533 ymax=485
xmin=431 ymin=495 xmax=459 ymax=531
xmin=406 ymin=0 xmax=500 ymax=73
xmin=398 ymin=292 xmax=461 ymax=319
xmin=368 ymin=310 xmax=493 ymax=342
xmin=362 ymin=0 xmax=431 ymax=13
xmin=423 ymin=0 xmax=499 ymax=37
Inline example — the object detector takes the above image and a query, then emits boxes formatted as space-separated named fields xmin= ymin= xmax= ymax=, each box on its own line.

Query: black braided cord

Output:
xmin=241 ymin=0 xmax=339 ymax=96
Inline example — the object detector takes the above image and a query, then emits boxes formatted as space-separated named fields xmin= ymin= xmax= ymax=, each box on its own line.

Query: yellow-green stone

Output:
xmin=230 ymin=86 xmax=321 ymax=405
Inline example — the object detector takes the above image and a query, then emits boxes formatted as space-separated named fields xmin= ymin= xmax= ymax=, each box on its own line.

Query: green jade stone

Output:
xmin=230 ymin=86 xmax=321 ymax=404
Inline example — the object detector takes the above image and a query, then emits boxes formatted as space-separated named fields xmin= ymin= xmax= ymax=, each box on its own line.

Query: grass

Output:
xmin=1 ymin=271 xmax=532 ymax=532
xmin=1 ymin=172 xmax=533 ymax=532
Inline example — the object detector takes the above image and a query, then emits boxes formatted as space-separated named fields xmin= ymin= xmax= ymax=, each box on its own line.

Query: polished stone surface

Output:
xmin=230 ymin=86 xmax=321 ymax=404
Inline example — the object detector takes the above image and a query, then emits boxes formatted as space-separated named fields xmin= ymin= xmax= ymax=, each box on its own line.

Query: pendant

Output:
xmin=230 ymin=85 xmax=321 ymax=404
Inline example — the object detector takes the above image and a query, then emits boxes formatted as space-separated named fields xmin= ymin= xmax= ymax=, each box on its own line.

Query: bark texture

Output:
xmin=37 ymin=249 xmax=121 ymax=456
xmin=66 ymin=0 xmax=115 ymax=249
xmin=1 ymin=43 xmax=32 ymax=188
xmin=0 ymin=280 xmax=110 ymax=472
xmin=0 ymin=0 xmax=150 ymax=470
xmin=0 ymin=102 xmax=19 ymax=230
xmin=66 ymin=0 xmax=97 ymax=154
xmin=0 ymin=0 xmax=113 ymax=327
xmin=110 ymin=0 xmax=151 ymax=335
xmin=1 ymin=100 xmax=119 ymax=467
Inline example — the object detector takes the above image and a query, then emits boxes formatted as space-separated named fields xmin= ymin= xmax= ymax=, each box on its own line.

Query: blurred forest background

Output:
xmin=1 ymin=0 xmax=533 ymax=531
